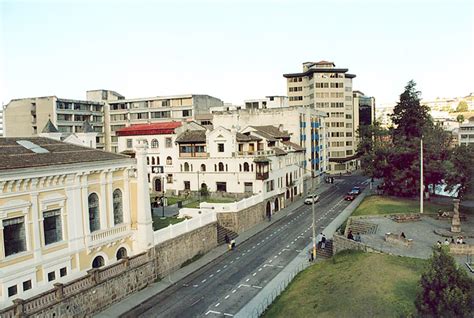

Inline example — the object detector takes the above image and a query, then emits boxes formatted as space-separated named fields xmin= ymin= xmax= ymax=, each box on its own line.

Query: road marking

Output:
xmin=246 ymin=278 xmax=250 ymax=282
xmin=277 ymin=265 xmax=284 ymax=268
xmin=274 ymin=255 xmax=278 ymax=259
xmin=252 ymin=285 xmax=263 ymax=289
xmin=202 ymin=279 xmax=207 ymax=283
xmin=232 ymin=289 xmax=237 ymax=293
xmin=252 ymin=272 xmax=257 ymax=276
xmin=209 ymin=274 xmax=214 ymax=278
xmin=215 ymin=303 xmax=220 ymax=307
xmin=258 ymin=268 xmax=262 ymax=271
xmin=223 ymin=265 xmax=228 ymax=268
xmin=225 ymin=295 xmax=230 ymax=299
xmin=278 ymin=252 xmax=282 ymax=255
xmin=205 ymin=310 xmax=220 ymax=315
xmin=193 ymin=284 xmax=199 ymax=288
xmin=264 ymin=264 xmax=274 ymax=267
xmin=239 ymin=284 xmax=251 ymax=288
xmin=231 ymin=260 xmax=234 ymax=263
xmin=269 ymin=259 xmax=273 ymax=263
xmin=223 ymin=314 xmax=234 ymax=317
xmin=236 ymin=257 xmax=240 ymax=260
xmin=216 ymin=269 xmax=221 ymax=273
xmin=286 ymin=245 xmax=290 ymax=248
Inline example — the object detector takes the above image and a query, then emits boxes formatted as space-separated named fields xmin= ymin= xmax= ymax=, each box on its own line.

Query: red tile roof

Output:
xmin=116 ymin=122 xmax=182 ymax=136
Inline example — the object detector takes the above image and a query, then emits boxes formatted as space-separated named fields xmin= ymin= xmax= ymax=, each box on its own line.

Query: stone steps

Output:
xmin=348 ymin=220 xmax=378 ymax=235
xmin=217 ymin=224 xmax=238 ymax=245
xmin=316 ymin=240 xmax=333 ymax=258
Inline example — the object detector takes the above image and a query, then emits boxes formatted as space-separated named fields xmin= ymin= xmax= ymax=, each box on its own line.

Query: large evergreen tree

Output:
xmin=415 ymin=248 xmax=474 ymax=317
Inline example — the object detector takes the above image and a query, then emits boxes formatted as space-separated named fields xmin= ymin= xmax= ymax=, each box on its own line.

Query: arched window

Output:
xmin=113 ymin=189 xmax=123 ymax=225
xmin=243 ymin=162 xmax=250 ymax=172
xmin=218 ymin=162 xmax=224 ymax=172
xmin=201 ymin=164 xmax=206 ymax=172
xmin=184 ymin=162 xmax=190 ymax=172
xmin=151 ymin=139 xmax=159 ymax=148
xmin=116 ymin=247 xmax=127 ymax=260
xmin=88 ymin=193 xmax=100 ymax=232
xmin=156 ymin=156 xmax=160 ymax=165
xmin=92 ymin=255 xmax=105 ymax=268
xmin=147 ymin=157 xmax=150 ymax=165
xmin=154 ymin=178 xmax=162 ymax=192
xmin=166 ymin=156 xmax=172 ymax=165
xmin=152 ymin=157 xmax=156 ymax=165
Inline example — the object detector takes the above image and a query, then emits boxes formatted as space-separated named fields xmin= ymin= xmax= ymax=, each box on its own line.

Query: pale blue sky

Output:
xmin=1 ymin=0 xmax=473 ymax=106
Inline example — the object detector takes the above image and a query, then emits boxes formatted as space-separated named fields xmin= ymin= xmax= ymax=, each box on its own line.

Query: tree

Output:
xmin=415 ymin=248 xmax=474 ymax=317
xmin=456 ymin=114 xmax=465 ymax=123
xmin=444 ymin=145 xmax=474 ymax=199
xmin=456 ymin=100 xmax=468 ymax=113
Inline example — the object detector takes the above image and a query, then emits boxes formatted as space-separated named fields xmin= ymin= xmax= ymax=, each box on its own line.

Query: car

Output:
xmin=348 ymin=186 xmax=361 ymax=195
xmin=304 ymin=194 xmax=320 ymax=205
xmin=345 ymin=194 xmax=356 ymax=201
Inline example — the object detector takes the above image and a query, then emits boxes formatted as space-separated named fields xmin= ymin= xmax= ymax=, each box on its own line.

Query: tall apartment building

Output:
xmin=353 ymin=91 xmax=375 ymax=126
xmin=212 ymin=107 xmax=328 ymax=192
xmin=86 ymin=90 xmax=223 ymax=152
xmin=3 ymin=97 xmax=105 ymax=149
xmin=283 ymin=60 xmax=357 ymax=173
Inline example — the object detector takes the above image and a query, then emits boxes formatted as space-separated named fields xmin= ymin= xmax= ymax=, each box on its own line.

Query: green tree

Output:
xmin=456 ymin=100 xmax=468 ymax=113
xmin=415 ymin=248 xmax=474 ymax=317
xmin=444 ymin=145 xmax=474 ymax=199
xmin=456 ymin=114 xmax=465 ymax=123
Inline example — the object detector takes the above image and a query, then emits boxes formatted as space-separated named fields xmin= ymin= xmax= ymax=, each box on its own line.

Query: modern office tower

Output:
xmin=353 ymin=90 xmax=375 ymax=126
xmin=284 ymin=60 xmax=357 ymax=173
xmin=3 ymin=97 xmax=105 ymax=149
xmin=86 ymin=90 xmax=223 ymax=152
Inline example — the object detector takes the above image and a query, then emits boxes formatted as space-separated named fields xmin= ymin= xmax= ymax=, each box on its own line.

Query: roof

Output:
xmin=254 ymin=157 xmax=271 ymax=163
xmin=282 ymin=140 xmax=305 ymax=151
xmin=42 ymin=119 xmax=59 ymax=133
xmin=236 ymin=133 xmax=262 ymax=142
xmin=273 ymin=147 xmax=287 ymax=156
xmin=116 ymin=122 xmax=182 ymax=136
xmin=315 ymin=60 xmax=335 ymax=65
xmin=82 ymin=120 xmax=94 ymax=133
xmin=0 ymin=137 xmax=130 ymax=171
xmin=250 ymin=126 xmax=290 ymax=139
xmin=283 ymin=68 xmax=354 ymax=78
xmin=175 ymin=130 xmax=207 ymax=143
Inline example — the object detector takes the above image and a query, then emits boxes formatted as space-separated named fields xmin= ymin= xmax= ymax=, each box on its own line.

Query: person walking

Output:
xmin=321 ymin=234 xmax=326 ymax=249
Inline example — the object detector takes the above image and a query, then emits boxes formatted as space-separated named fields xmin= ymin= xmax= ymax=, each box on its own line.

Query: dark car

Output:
xmin=345 ymin=194 xmax=356 ymax=201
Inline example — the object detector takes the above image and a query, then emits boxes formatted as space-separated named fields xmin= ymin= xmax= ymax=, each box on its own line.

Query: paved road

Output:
xmin=123 ymin=175 xmax=366 ymax=318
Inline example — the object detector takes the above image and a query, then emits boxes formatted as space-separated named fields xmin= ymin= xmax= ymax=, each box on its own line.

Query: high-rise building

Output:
xmin=353 ymin=91 xmax=375 ymax=126
xmin=86 ymin=90 xmax=223 ymax=153
xmin=283 ymin=60 xmax=357 ymax=173
xmin=3 ymin=97 xmax=105 ymax=149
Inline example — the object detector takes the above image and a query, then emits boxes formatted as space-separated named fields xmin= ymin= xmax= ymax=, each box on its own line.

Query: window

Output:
xmin=154 ymin=178 xmax=162 ymax=191
xmin=243 ymin=162 xmax=250 ymax=172
xmin=3 ymin=217 xmax=26 ymax=257
xmin=266 ymin=180 xmax=275 ymax=192
xmin=244 ymin=182 xmax=253 ymax=193
xmin=151 ymin=139 xmax=159 ymax=148
xmin=88 ymin=193 xmax=100 ymax=232
xmin=218 ymin=143 xmax=224 ymax=152
xmin=60 ymin=267 xmax=67 ymax=277
xmin=92 ymin=256 xmax=105 ymax=268
xmin=116 ymin=247 xmax=127 ymax=260
xmin=113 ymin=189 xmax=123 ymax=225
xmin=216 ymin=182 xmax=227 ymax=192
xmin=22 ymin=280 xmax=32 ymax=291
xmin=218 ymin=162 xmax=224 ymax=171
xmin=126 ymin=139 xmax=133 ymax=149
xmin=166 ymin=138 xmax=172 ymax=148
xmin=184 ymin=181 xmax=191 ymax=190
xmin=184 ymin=162 xmax=190 ymax=172
xmin=8 ymin=285 xmax=17 ymax=297
xmin=182 ymin=109 xmax=192 ymax=117
xmin=201 ymin=164 xmax=206 ymax=171
xmin=151 ymin=111 xmax=171 ymax=119
xmin=43 ymin=209 xmax=62 ymax=245
xmin=167 ymin=174 xmax=173 ymax=183
xmin=166 ymin=156 xmax=172 ymax=165
xmin=48 ymin=271 xmax=56 ymax=282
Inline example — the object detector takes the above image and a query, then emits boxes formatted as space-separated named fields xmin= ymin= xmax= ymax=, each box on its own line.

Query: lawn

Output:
xmin=184 ymin=197 xmax=236 ymax=208
xmin=264 ymin=251 xmax=427 ymax=318
xmin=152 ymin=215 xmax=185 ymax=231
xmin=352 ymin=195 xmax=451 ymax=216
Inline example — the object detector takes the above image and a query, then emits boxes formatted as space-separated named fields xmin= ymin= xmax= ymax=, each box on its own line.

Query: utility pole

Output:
xmin=312 ymin=195 xmax=316 ymax=259
xmin=420 ymin=137 xmax=424 ymax=214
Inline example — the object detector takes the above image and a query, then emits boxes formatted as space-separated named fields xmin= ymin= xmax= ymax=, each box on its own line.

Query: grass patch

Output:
xmin=184 ymin=198 xmax=236 ymax=208
xmin=152 ymin=215 xmax=185 ymax=231
xmin=181 ymin=252 xmax=204 ymax=268
xmin=263 ymin=251 xmax=427 ymax=318
xmin=352 ymin=195 xmax=451 ymax=216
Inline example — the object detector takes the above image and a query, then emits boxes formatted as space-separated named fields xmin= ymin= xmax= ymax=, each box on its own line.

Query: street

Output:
xmin=123 ymin=175 xmax=367 ymax=318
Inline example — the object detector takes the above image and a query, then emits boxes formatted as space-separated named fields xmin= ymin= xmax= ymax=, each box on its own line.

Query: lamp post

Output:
xmin=420 ymin=137 xmax=424 ymax=214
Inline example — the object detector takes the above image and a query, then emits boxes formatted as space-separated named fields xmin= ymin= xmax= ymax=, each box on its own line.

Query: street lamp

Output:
xmin=420 ymin=137 xmax=424 ymax=214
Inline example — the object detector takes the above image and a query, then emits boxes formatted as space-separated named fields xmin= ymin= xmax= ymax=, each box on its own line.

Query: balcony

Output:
xmin=256 ymin=171 xmax=269 ymax=180
xmin=87 ymin=223 xmax=130 ymax=250
xmin=234 ymin=150 xmax=275 ymax=157
xmin=179 ymin=152 xmax=209 ymax=158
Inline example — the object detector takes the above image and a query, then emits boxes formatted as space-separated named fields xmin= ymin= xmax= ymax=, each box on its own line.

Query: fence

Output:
xmin=153 ymin=212 xmax=217 ymax=245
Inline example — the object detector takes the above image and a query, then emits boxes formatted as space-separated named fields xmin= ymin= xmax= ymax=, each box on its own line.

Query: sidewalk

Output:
xmin=96 ymin=182 xmax=334 ymax=317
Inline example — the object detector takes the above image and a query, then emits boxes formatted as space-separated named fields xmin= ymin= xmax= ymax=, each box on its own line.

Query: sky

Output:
xmin=0 ymin=0 xmax=473 ymax=107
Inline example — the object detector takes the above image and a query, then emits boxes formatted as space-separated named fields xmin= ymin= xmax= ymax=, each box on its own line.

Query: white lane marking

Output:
xmin=232 ymin=289 xmax=237 ymax=293
xmin=258 ymin=268 xmax=262 ymax=271
xmin=246 ymin=278 xmax=250 ymax=282
xmin=278 ymin=252 xmax=282 ymax=255
xmin=206 ymin=310 xmax=221 ymax=315
xmin=239 ymin=284 xmax=251 ymax=288
xmin=215 ymin=303 xmax=220 ymax=307
xmin=236 ymin=257 xmax=240 ymax=260
xmin=193 ymin=284 xmax=199 ymax=287
xmin=269 ymin=259 xmax=273 ymax=263
xmin=274 ymin=255 xmax=278 ymax=259
xmin=252 ymin=272 xmax=257 ymax=276
xmin=209 ymin=274 xmax=214 ymax=278
xmin=277 ymin=265 xmax=284 ymax=268
xmin=264 ymin=264 xmax=274 ymax=267
xmin=216 ymin=269 xmax=221 ymax=273
xmin=223 ymin=314 xmax=234 ymax=317
xmin=231 ymin=260 xmax=234 ymax=263
xmin=225 ymin=295 xmax=230 ymax=299
xmin=223 ymin=265 xmax=228 ymax=268
xmin=202 ymin=279 xmax=207 ymax=283
xmin=252 ymin=285 xmax=263 ymax=289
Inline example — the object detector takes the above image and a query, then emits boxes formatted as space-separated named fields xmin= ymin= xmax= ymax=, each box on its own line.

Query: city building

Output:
xmin=283 ymin=60 xmax=357 ymax=173
xmin=3 ymin=97 xmax=105 ymax=149
xmin=173 ymin=125 xmax=305 ymax=208
xmin=86 ymin=90 xmax=223 ymax=153
xmin=353 ymin=91 xmax=375 ymax=127
xmin=212 ymin=107 xmax=328 ymax=191
xmin=244 ymin=96 xmax=288 ymax=110
xmin=39 ymin=119 xmax=98 ymax=148
xmin=459 ymin=117 xmax=474 ymax=146
xmin=0 ymin=108 xmax=3 ymax=136
xmin=0 ymin=137 xmax=153 ymax=307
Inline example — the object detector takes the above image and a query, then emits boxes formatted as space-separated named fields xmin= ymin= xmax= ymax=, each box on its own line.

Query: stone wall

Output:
xmin=216 ymin=201 xmax=265 ymax=234
xmin=449 ymin=243 xmax=474 ymax=255
xmin=333 ymin=234 xmax=384 ymax=255
xmin=154 ymin=221 xmax=218 ymax=278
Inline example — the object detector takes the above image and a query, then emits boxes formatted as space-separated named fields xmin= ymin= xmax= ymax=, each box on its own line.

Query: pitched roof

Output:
xmin=273 ymin=147 xmax=287 ymax=156
xmin=0 ymin=137 xmax=129 ymax=171
xmin=250 ymin=126 xmax=290 ymax=139
xmin=42 ymin=119 xmax=59 ymax=133
xmin=116 ymin=122 xmax=182 ymax=136
xmin=236 ymin=132 xmax=262 ymax=142
xmin=82 ymin=120 xmax=94 ymax=133
xmin=282 ymin=140 xmax=305 ymax=151
xmin=175 ymin=130 xmax=206 ymax=143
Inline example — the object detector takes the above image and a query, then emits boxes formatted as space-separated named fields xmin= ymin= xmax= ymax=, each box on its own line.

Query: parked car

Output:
xmin=304 ymin=194 xmax=320 ymax=205
xmin=345 ymin=194 xmax=356 ymax=201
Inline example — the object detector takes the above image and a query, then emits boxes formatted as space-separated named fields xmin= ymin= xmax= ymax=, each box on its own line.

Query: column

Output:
xmin=106 ymin=171 xmax=114 ymax=227
xmin=123 ymin=169 xmax=132 ymax=225
xmin=99 ymin=172 xmax=108 ymax=230
xmin=30 ymin=192 xmax=42 ymax=260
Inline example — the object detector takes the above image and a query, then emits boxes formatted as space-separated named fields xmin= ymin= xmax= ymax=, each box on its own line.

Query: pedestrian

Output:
xmin=436 ymin=241 xmax=441 ymax=249
xmin=231 ymin=239 xmax=236 ymax=250
xmin=308 ymin=249 xmax=314 ymax=262
xmin=354 ymin=232 xmax=361 ymax=242
xmin=443 ymin=238 xmax=449 ymax=246
xmin=321 ymin=234 xmax=326 ymax=249
xmin=400 ymin=232 xmax=406 ymax=239
xmin=347 ymin=230 xmax=354 ymax=240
